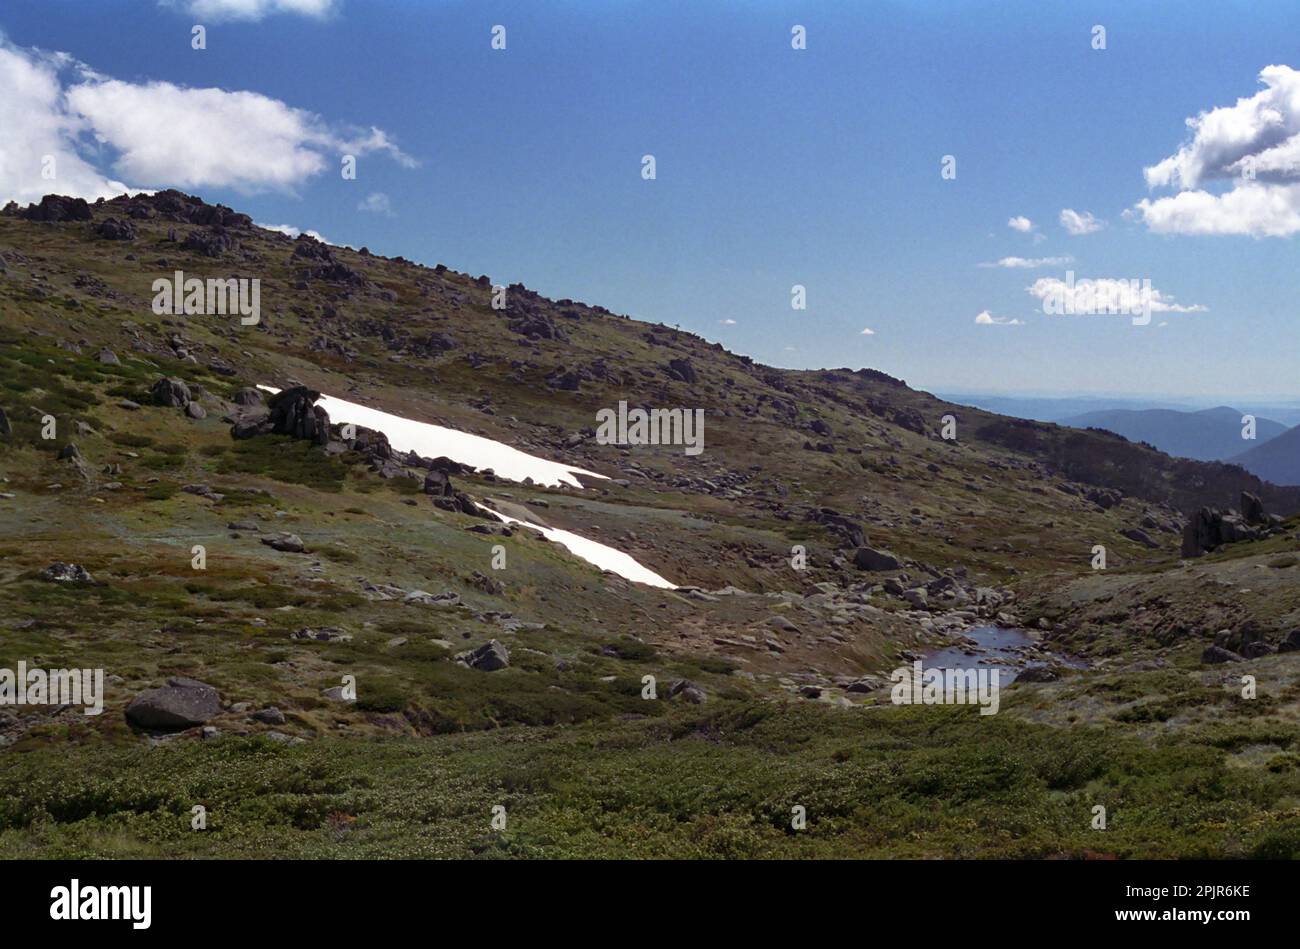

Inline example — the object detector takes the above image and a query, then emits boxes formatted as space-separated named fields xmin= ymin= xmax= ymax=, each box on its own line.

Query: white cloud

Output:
xmin=974 ymin=310 xmax=1023 ymax=326
xmin=718 ymin=318 xmax=736 ymax=325
xmin=162 ymin=0 xmax=339 ymax=22
xmin=0 ymin=35 xmax=413 ymax=204
xmin=859 ymin=327 xmax=875 ymax=335
xmin=979 ymin=255 xmax=1074 ymax=269
xmin=1059 ymin=208 xmax=1104 ymax=235
xmin=1007 ymin=215 xmax=1034 ymax=232
xmin=1026 ymin=276 xmax=1207 ymax=314
xmin=1143 ymin=65 xmax=1300 ymax=190
xmin=1134 ymin=183 xmax=1300 ymax=237
xmin=256 ymin=222 xmax=331 ymax=243
xmin=0 ymin=41 xmax=134 ymax=204
xmin=1134 ymin=65 xmax=1300 ymax=237
xmin=357 ymin=191 xmax=393 ymax=215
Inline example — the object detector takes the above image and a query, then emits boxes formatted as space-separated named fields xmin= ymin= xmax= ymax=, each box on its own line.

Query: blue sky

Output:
xmin=3 ymin=0 xmax=1299 ymax=399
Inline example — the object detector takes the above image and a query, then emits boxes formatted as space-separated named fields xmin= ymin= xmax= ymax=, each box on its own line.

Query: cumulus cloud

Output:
xmin=161 ymin=0 xmax=339 ymax=21
xmin=974 ymin=310 xmax=1023 ymax=326
xmin=979 ymin=255 xmax=1074 ymax=269
xmin=1007 ymin=215 xmax=1034 ymax=232
xmin=0 ymin=35 xmax=413 ymax=205
xmin=718 ymin=318 xmax=736 ymax=325
xmin=859 ymin=327 xmax=875 ymax=335
xmin=1134 ymin=65 xmax=1300 ymax=237
xmin=0 ymin=41 xmax=134 ymax=204
xmin=1059 ymin=208 xmax=1104 ymax=235
xmin=256 ymin=222 xmax=331 ymax=243
xmin=1026 ymin=276 xmax=1207 ymax=314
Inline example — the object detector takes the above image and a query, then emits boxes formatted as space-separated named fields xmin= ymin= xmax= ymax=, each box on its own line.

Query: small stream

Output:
xmin=923 ymin=626 xmax=1085 ymax=684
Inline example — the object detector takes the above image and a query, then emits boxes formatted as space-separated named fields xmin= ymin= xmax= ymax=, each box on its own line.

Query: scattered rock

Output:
xmin=125 ymin=678 xmax=221 ymax=730
xmin=260 ymin=532 xmax=305 ymax=553
xmin=461 ymin=639 xmax=510 ymax=671
xmin=1201 ymin=645 xmax=1244 ymax=665
xmin=39 ymin=562 xmax=93 ymax=583
xmin=151 ymin=376 xmax=192 ymax=408
xmin=852 ymin=546 xmax=902 ymax=571
xmin=252 ymin=707 xmax=287 ymax=725
xmin=290 ymin=627 xmax=352 ymax=642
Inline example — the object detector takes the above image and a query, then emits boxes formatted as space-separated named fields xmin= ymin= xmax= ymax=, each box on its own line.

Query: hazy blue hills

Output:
xmin=1232 ymin=424 xmax=1300 ymax=486
xmin=1061 ymin=406 xmax=1287 ymax=463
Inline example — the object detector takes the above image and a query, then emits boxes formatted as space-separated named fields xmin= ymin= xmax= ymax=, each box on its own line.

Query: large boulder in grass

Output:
xmin=1201 ymin=645 xmax=1244 ymax=665
xmin=266 ymin=386 xmax=330 ymax=445
xmin=151 ymin=376 xmax=192 ymax=407
xmin=126 ymin=678 xmax=221 ymax=730
xmin=460 ymin=639 xmax=510 ymax=671
xmin=852 ymin=546 xmax=902 ymax=571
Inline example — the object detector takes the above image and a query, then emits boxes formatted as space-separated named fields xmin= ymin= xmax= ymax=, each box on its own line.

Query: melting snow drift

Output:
xmin=258 ymin=387 xmax=675 ymax=588
xmin=486 ymin=508 xmax=677 ymax=589
xmin=259 ymin=387 xmax=606 ymax=488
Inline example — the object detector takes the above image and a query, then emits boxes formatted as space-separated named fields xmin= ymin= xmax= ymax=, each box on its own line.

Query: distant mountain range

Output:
xmin=1061 ymin=406 xmax=1288 ymax=465
xmin=941 ymin=393 xmax=1300 ymax=428
xmin=1231 ymin=425 xmax=1300 ymax=487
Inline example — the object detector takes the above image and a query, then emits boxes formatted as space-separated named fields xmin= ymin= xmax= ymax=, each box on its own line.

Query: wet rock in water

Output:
xmin=151 ymin=376 xmax=192 ymax=407
xmin=260 ymin=532 xmax=305 ymax=553
xmin=1201 ymin=645 xmax=1244 ymax=665
xmin=461 ymin=639 xmax=510 ymax=671
xmin=125 ymin=678 xmax=221 ymax=730
xmin=39 ymin=562 xmax=93 ymax=583
xmin=852 ymin=546 xmax=901 ymax=571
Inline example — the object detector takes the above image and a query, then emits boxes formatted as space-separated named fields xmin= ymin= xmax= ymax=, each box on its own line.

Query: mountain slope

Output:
xmin=4 ymin=191 xmax=1300 ymax=860
xmin=1062 ymin=405 xmax=1287 ymax=462
xmin=1231 ymin=423 xmax=1300 ymax=486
